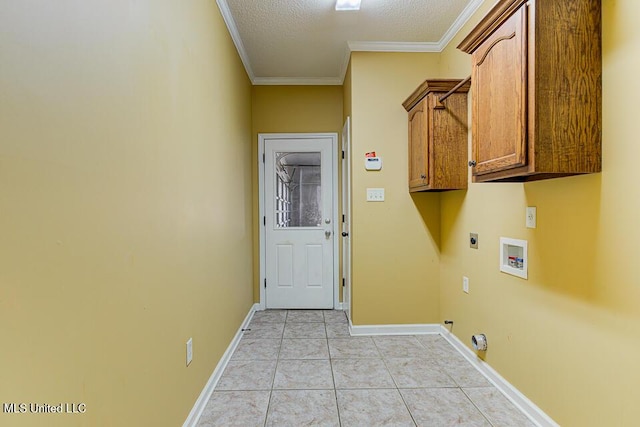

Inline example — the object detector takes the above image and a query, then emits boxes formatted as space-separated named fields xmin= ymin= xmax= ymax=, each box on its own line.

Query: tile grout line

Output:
xmin=460 ymin=387 xmax=496 ymax=427
xmin=422 ymin=334 xmax=495 ymax=425
xmin=325 ymin=316 xmax=344 ymax=427
xmin=378 ymin=340 xmax=418 ymax=426
xmin=375 ymin=335 xmax=421 ymax=426
xmin=261 ymin=310 xmax=287 ymax=427
xmin=424 ymin=337 xmax=464 ymax=389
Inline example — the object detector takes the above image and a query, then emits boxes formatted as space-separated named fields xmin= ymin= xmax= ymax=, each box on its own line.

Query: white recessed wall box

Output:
xmin=500 ymin=237 xmax=528 ymax=279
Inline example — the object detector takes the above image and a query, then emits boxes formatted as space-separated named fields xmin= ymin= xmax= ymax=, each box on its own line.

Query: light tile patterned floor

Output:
xmin=197 ymin=310 xmax=536 ymax=427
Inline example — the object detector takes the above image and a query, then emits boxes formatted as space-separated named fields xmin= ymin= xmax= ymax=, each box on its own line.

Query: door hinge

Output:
xmin=342 ymin=214 xmax=345 ymax=223
xmin=264 ymin=278 xmax=267 ymax=288
xmin=263 ymin=216 xmax=266 ymax=226
xmin=342 ymin=278 xmax=345 ymax=287
xmin=263 ymin=153 xmax=265 ymax=163
xmin=342 ymin=150 xmax=345 ymax=159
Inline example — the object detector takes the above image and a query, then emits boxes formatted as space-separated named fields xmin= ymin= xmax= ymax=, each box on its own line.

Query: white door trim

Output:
xmin=341 ymin=117 xmax=352 ymax=320
xmin=258 ymin=133 xmax=340 ymax=310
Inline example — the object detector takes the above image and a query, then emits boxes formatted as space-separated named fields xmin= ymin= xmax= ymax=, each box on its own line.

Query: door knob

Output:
xmin=341 ymin=232 xmax=349 ymax=237
xmin=325 ymin=230 xmax=332 ymax=238
xmin=325 ymin=218 xmax=331 ymax=224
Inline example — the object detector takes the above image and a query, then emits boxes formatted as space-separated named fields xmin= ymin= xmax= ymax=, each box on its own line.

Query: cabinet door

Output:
xmin=408 ymin=99 xmax=429 ymax=189
xmin=471 ymin=5 xmax=527 ymax=176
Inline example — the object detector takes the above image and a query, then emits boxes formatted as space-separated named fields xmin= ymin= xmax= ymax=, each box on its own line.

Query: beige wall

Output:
xmin=3 ymin=0 xmax=636 ymax=425
xmin=251 ymin=86 xmax=344 ymax=302
xmin=437 ymin=0 xmax=640 ymax=425
xmin=0 ymin=1 xmax=253 ymax=426
xmin=252 ymin=86 xmax=344 ymax=135
xmin=349 ymin=52 xmax=442 ymax=325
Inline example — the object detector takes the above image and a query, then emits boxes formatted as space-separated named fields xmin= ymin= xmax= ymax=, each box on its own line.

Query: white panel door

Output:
xmin=264 ymin=137 xmax=334 ymax=308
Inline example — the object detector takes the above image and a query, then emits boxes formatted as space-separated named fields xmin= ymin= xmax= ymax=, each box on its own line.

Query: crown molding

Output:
xmin=252 ymin=77 xmax=343 ymax=86
xmin=437 ymin=0 xmax=486 ymax=50
xmin=217 ymin=0 xmax=487 ymax=86
xmin=348 ymin=41 xmax=442 ymax=52
xmin=341 ymin=0 xmax=485 ymax=82
xmin=338 ymin=45 xmax=352 ymax=85
xmin=215 ymin=0 xmax=255 ymax=83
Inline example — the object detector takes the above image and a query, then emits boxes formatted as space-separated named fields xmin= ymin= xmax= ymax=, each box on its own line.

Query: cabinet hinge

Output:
xmin=263 ymin=216 xmax=266 ymax=226
xmin=342 ymin=214 xmax=345 ymax=223
xmin=263 ymin=153 xmax=265 ymax=163
xmin=342 ymin=278 xmax=345 ymax=287
xmin=264 ymin=278 xmax=267 ymax=288
xmin=342 ymin=150 xmax=345 ymax=159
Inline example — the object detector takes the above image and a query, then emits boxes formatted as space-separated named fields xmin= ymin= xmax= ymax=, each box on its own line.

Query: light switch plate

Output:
xmin=463 ymin=276 xmax=469 ymax=293
xmin=366 ymin=188 xmax=385 ymax=202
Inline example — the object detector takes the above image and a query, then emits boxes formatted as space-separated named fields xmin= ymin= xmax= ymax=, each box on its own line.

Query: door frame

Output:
xmin=258 ymin=133 xmax=340 ymax=310
xmin=341 ymin=118 xmax=352 ymax=320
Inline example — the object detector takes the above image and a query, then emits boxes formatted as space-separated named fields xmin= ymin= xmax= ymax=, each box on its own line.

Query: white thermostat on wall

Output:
xmin=364 ymin=152 xmax=382 ymax=171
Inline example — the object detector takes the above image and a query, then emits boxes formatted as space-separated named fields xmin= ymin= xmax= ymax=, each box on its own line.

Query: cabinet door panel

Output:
xmin=408 ymin=100 xmax=428 ymax=189
xmin=471 ymin=5 xmax=527 ymax=175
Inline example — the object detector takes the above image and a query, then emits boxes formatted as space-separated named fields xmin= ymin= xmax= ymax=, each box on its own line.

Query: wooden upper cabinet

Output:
xmin=472 ymin=6 xmax=527 ymax=175
xmin=403 ymin=79 xmax=470 ymax=192
xmin=458 ymin=0 xmax=601 ymax=182
xmin=407 ymin=100 xmax=429 ymax=189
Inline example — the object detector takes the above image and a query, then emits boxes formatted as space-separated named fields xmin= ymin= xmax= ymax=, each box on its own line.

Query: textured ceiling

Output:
xmin=218 ymin=0 xmax=484 ymax=84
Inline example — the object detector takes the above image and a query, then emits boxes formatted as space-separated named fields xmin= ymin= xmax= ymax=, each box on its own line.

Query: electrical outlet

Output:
xmin=186 ymin=338 xmax=193 ymax=366
xmin=366 ymin=188 xmax=385 ymax=202
xmin=526 ymin=207 xmax=537 ymax=228
xmin=463 ymin=276 xmax=469 ymax=293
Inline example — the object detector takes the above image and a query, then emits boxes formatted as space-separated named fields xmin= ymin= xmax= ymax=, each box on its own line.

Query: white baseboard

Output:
xmin=439 ymin=326 xmax=559 ymax=427
xmin=349 ymin=320 xmax=441 ymax=336
xmin=184 ymin=309 xmax=556 ymax=427
xmin=182 ymin=303 xmax=259 ymax=427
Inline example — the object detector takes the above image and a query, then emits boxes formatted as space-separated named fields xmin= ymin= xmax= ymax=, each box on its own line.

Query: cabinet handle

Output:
xmin=420 ymin=174 xmax=426 ymax=179
xmin=468 ymin=160 xmax=477 ymax=167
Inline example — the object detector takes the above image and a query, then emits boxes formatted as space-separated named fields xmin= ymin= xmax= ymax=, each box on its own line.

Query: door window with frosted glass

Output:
xmin=274 ymin=152 xmax=322 ymax=228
